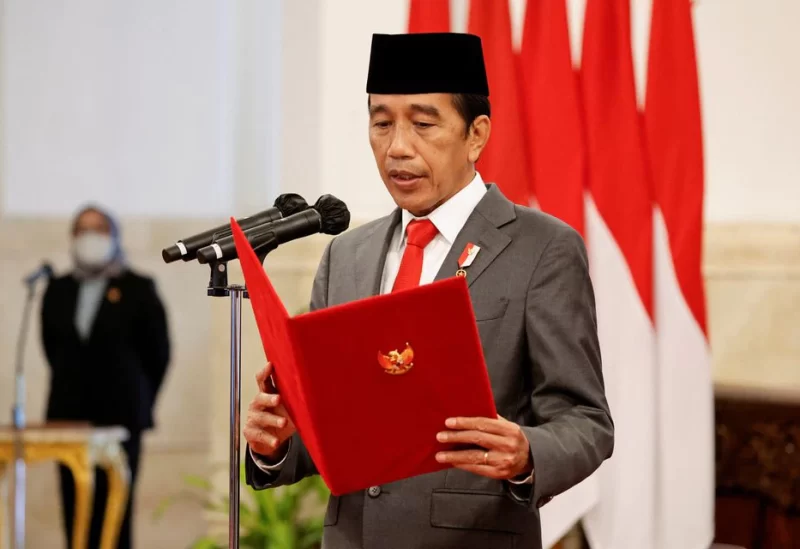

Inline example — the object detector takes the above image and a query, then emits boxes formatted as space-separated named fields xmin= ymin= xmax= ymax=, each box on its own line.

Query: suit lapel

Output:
xmin=62 ymin=277 xmax=82 ymax=342
xmin=87 ymin=275 xmax=123 ymax=342
xmin=434 ymin=184 xmax=515 ymax=288
xmin=354 ymin=209 xmax=402 ymax=299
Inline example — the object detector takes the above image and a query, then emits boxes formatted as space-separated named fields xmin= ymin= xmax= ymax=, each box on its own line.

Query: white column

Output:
xmin=278 ymin=0 xmax=323 ymax=208
xmin=280 ymin=0 xmax=408 ymax=221
xmin=230 ymin=0 xmax=283 ymax=214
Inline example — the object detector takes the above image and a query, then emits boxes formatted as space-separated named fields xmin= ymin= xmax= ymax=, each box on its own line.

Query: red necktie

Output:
xmin=392 ymin=219 xmax=439 ymax=292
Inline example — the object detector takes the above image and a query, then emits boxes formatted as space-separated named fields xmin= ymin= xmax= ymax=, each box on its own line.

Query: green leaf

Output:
xmin=152 ymin=494 xmax=178 ymax=521
xmin=189 ymin=535 xmax=224 ymax=549
xmin=239 ymin=531 xmax=267 ymax=548
xmin=203 ymin=494 xmax=230 ymax=515
xmin=152 ymin=489 xmax=216 ymax=521
xmin=275 ymin=490 xmax=299 ymax=521
xmin=183 ymin=474 xmax=214 ymax=491
xmin=250 ymin=484 xmax=280 ymax=525
xmin=268 ymin=521 xmax=297 ymax=549
xmin=297 ymin=518 xmax=324 ymax=549
xmin=238 ymin=497 xmax=256 ymax=522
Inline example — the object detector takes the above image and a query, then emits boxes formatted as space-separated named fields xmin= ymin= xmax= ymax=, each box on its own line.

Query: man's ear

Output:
xmin=467 ymin=115 xmax=491 ymax=164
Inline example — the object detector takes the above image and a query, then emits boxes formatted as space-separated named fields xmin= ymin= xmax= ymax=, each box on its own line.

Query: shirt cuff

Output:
xmin=508 ymin=470 xmax=534 ymax=485
xmin=506 ymin=470 xmax=534 ymax=504
xmin=249 ymin=439 xmax=291 ymax=473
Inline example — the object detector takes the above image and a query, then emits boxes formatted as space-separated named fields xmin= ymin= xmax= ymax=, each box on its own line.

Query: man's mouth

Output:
xmin=389 ymin=170 xmax=423 ymax=186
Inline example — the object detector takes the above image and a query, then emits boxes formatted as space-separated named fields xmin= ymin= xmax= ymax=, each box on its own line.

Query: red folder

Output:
xmin=231 ymin=218 xmax=497 ymax=495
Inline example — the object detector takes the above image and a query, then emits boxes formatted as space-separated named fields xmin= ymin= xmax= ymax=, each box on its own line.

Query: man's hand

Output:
xmin=243 ymin=362 xmax=296 ymax=460
xmin=435 ymin=416 xmax=533 ymax=480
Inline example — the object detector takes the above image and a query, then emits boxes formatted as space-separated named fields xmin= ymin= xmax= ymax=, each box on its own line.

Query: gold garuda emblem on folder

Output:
xmin=377 ymin=343 xmax=414 ymax=375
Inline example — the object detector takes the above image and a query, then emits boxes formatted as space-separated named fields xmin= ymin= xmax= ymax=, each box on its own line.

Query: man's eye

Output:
xmin=373 ymin=121 xmax=391 ymax=128
xmin=415 ymin=122 xmax=433 ymax=128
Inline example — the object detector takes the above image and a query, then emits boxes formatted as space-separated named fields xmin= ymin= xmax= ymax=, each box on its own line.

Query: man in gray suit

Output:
xmin=243 ymin=32 xmax=613 ymax=549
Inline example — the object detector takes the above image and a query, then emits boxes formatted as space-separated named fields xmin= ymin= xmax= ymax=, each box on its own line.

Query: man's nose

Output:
xmin=387 ymin=126 xmax=414 ymax=159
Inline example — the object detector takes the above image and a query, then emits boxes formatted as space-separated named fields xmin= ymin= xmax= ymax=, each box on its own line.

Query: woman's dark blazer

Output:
xmin=40 ymin=269 xmax=170 ymax=432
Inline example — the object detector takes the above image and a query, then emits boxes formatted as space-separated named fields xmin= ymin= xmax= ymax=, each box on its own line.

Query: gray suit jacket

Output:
xmin=246 ymin=184 xmax=613 ymax=549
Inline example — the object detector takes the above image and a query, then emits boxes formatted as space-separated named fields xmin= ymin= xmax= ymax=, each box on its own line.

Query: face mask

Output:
xmin=73 ymin=232 xmax=115 ymax=269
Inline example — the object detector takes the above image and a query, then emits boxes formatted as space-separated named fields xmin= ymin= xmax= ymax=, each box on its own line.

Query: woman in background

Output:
xmin=40 ymin=204 xmax=171 ymax=549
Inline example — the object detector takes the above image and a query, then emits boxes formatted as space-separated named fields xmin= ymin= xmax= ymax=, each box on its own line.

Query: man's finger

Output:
xmin=243 ymin=426 xmax=279 ymax=452
xmin=436 ymin=449 xmax=519 ymax=479
xmin=248 ymin=410 xmax=287 ymax=430
xmin=436 ymin=430 xmax=509 ymax=451
xmin=445 ymin=416 xmax=516 ymax=436
xmin=436 ymin=449 xmax=500 ymax=466
xmin=255 ymin=363 xmax=272 ymax=393
xmin=250 ymin=392 xmax=281 ymax=410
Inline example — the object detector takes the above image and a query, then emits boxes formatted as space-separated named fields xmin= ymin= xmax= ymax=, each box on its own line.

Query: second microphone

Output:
xmin=196 ymin=195 xmax=351 ymax=264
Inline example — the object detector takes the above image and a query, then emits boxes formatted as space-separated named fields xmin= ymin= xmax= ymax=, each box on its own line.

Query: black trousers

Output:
xmin=58 ymin=433 xmax=141 ymax=549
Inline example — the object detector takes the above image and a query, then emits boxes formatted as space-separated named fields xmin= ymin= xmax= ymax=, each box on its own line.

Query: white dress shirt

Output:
xmin=251 ymin=172 xmax=532 ymax=488
xmin=380 ymin=172 xmax=487 ymax=294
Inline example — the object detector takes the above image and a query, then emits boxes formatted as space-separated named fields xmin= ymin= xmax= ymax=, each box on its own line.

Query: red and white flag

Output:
xmin=404 ymin=3 xmax=713 ymax=548
xmin=467 ymin=0 xmax=531 ymax=206
xmin=518 ymin=1 xmax=598 ymax=545
xmin=579 ymin=0 xmax=657 ymax=548
xmin=519 ymin=0 xmax=585 ymax=235
xmin=645 ymin=0 xmax=714 ymax=547
xmin=407 ymin=0 xmax=450 ymax=32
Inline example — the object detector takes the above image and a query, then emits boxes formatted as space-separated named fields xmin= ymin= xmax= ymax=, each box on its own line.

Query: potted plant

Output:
xmin=155 ymin=462 xmax=330 ymax=549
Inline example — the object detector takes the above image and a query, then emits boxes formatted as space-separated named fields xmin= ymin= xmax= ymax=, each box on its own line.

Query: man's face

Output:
xmin=368 ymin=93 xmax=489 ymax=217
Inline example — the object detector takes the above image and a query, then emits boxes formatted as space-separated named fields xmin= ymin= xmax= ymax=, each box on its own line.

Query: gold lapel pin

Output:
xmin=107 ymin=287 xmax=122 ymax=303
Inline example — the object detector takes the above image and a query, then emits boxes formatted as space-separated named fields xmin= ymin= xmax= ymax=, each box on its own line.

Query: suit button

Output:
xmin=367 ymin=486 xmax=381 ymax=498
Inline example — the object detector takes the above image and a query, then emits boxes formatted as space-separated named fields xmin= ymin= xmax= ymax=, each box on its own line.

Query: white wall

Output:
xmin=0 ymin=0 xmax=282 ymax=219
xmin=693 ymin=0 xmax=800 ymax=223
xmin=315 ymin=0 xmax=408 ymax=219
xmin=634 ymin=0 xmax=800 ymax=224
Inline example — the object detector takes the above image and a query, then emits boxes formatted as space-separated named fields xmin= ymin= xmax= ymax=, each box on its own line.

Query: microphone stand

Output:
xmin=206 ymin=260 xmax=244 ymax=549
xmin=10 ymin=277 xmax=42 ymax=549
xmin=206 ymin=235 xmax=274 ymax=549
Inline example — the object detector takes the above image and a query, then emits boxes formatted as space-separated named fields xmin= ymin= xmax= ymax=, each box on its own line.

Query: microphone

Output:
xmin=196 ymin=194 xmax=350 ymax=264
xmin=23 ymin=262 xmax=53 ymax=286
xmin=161 ymin=193 xmax=308 ymax=263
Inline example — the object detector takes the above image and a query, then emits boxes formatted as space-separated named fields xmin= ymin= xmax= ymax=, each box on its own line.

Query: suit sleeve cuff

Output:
xmin=507 ymin=480 xmax=534 ymax=503
xmin=249 ymin=439 xmax=291 ymax=473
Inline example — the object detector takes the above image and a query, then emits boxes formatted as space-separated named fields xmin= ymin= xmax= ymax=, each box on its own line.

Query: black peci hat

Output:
xmin=366 ymin=33 xmax=489 ymax=96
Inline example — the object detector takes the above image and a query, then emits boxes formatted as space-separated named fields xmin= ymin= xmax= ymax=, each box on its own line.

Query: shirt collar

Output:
xmin=399 ymin=171 xmax=487 ymax=248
